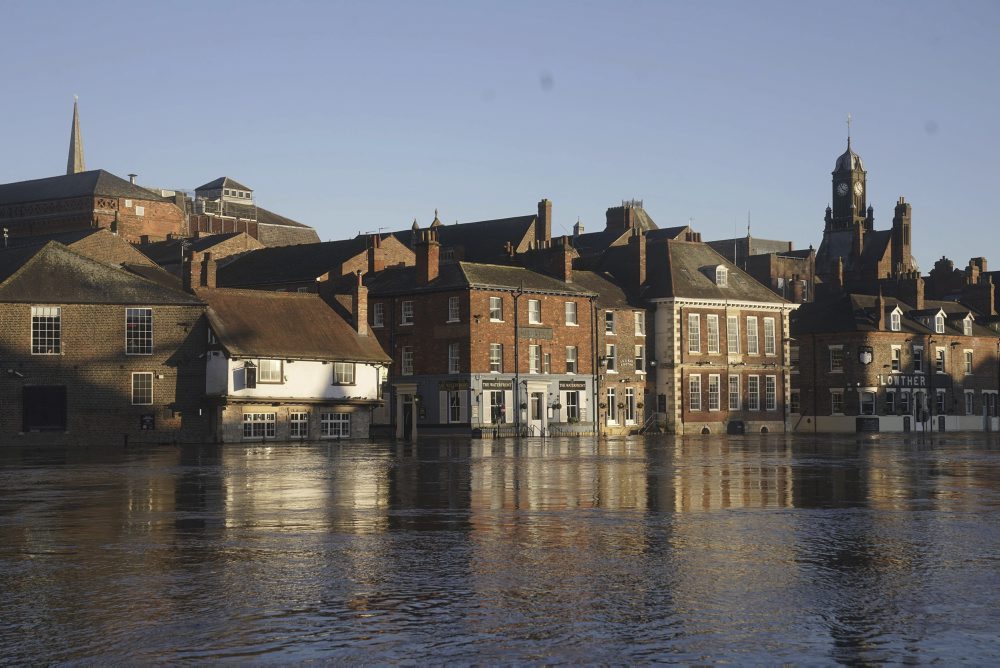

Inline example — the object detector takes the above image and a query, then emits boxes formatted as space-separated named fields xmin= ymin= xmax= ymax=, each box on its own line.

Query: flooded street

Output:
xmin=2 ymin=434 xmax=999 ymax=664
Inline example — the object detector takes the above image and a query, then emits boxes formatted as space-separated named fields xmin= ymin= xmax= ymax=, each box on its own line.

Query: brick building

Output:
xmin=792 ymin=292 xmax=999 ymax=433
xmin=0 ymin=242 xmax=208 ymax=444
xmin=647 ymin=239 xmax=798 ymax=434
xmin=705 ymin=235 xmax=815 ymax=304
xmin=137 ymin=231 xmax=265 ymax=277
xmin=365 ymin=230 xmax=606 ymax=438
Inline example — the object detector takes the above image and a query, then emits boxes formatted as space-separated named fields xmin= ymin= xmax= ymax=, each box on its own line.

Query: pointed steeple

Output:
xmin=67 ymin=96 xmax=86 ymax=175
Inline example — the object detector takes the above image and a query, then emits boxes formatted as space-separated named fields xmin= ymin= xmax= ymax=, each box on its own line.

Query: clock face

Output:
xmin=854 ymin=181 xmax=864 ymax=195
xmin=837 ymin=182 xmax=849 ymax=196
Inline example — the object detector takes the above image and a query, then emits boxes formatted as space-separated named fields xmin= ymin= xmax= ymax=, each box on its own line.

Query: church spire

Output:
xmin=67 ymin=96 xmax=86 ymax=175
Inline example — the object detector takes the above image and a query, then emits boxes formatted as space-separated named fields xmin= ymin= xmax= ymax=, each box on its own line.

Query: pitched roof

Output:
xmin=391 ymin=214 xmax=536 ymax=263
xmin=365 ymin=261 xmax=598 ymax=298
xmin=0 ymin=242 xmax=201 ymax=305
xmin=0 ymin=169 xmax=169 ymax=205
xmin=195 ymin=176 xmax=253 ymax=192
xmin=217 ymin=237 xmax=370 ymax=287
xmin=137 ymin=232 xmax=246 ymax=266
xmin=198 ymin=288 xmax=390 ymax=363
xmin=792 ymin=293 xmax=996 ymax=336
xmin=646 ymin=240 xmax=790 ymax=303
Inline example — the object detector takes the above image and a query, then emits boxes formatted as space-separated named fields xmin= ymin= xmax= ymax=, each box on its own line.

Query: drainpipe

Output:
xmin=513 ymin=283 xmax=523 ymax=433
xmin=591 ymin=295 xmax=599 ymax=436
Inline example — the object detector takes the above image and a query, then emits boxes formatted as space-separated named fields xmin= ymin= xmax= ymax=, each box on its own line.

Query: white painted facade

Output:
xmin=205 ymin=350 xmax=382 ymax=401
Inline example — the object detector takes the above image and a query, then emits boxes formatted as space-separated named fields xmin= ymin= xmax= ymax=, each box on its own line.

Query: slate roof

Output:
xmin=197 ymin=288 xmax=390 ymax=363
xmin=137 ymin=232 xmax=246 ymax=266
xmin=391 ymin=214 xmax=536 ymax=263
xmin=365 ymin=261 xmax=599 ymax=298
xmin=195 ymin=176 xmax=253 ymax=192
xmin=646 ymin=240 xmax=790 ymax=303
xmin=0 ymin=242 xmax=201 ymax=305
xmin=793 ymin=293 xmax=995 ymax=337
xmin=0 ymin=169 xmax=168 ymax=205
xmin=217 ymin=237 xmax=370 ymax=287
xmin=570 ymin=270 xmax=635 ymax=309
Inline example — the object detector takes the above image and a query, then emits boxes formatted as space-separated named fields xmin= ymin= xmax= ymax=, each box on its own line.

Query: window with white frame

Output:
xmin=321 ymin=412 xmax=351 ymax=438
xmin=708 ymin=374 xmax=720 ymax=411
xmin=715 ymin=265 xmax=728 ymax=287
xmin=624 ymin=387 xmax=636 ymax=423
xmin=860 ymin=390 xmax=875 ymax=415
xmin=543 ymin=352 xmax=551 ymax=374
xmin=490 ymin=343 xmax=502 ymax=373
xmin=401 ymin=300 xmax=414 ymax=325
xmin=746 ymin=316 xmax=759 ymax=355
xmin=748 ymin=375 xmax=760 ymax=410
xmin=831 ymin=390 xmax=844 ymax=414
xmin=689 ymin=374 xmax=702 ymax=411
xmin=688 ymin=314 xmax=701 ymax=353
xmin=333 ymin=362 xmax=355 ymax=384
xmin=259 ymin=359 xmax=283 ymax=383
xmin=727 ymin=315 xmax=740 ymax=354
xmin=243 ymin=412 xmax=276 ymax=439
xmin=913 ymin=346 xmax=924 ymax=372
xmin=634 ymin=311 xmax=645 ymax=336
xmin=447 ymin=296 xmax=460 ymax=322
xmin=449 ymin=391 xmax=462 ymax=422
xmin=830 ymin=345 xmax=844 ymax=372
xmin=565 ymin=391 xmax=579 ymax=421
xmin=401 ymin=347 xmax=414 ymax=375
xmin=31 ymin=306 xmax=61 ymax=354
xmin=707 ymin=315 xmax=720 ymax=354
xmin=763 ymin=318 xmax=776 ymax=356
xmin=489 ymin=296 xmax=503 ymax=321
xmin=634 ymin=344 xmax=645 ymax=373
xmin=289 ymin=412 xmax=309 ymax=438
xmin=606 ymin=387 xmax=618 ymax=424
xmin=529 ymin=345 xmax=541 ymax=373
xmin=373 ymin=302 xmax=384 ymax=327
xmin=963 ymin=318 xmax=972 ymax=336
xmin=729 ymin=375 xmax=740 ymax=410
xmin=132 ymin=372 xmax=153 ymax=405
xmin=448 ymin=342 xmax=460 ymax=373
xmin=890 ymin=310 xmax=901 ymax=331
xmin=965 ymin=350 xmax=973 ymax=374
xmin=936 ymin=390 xmax=946 ymax=414
xmin=605 ymin=344 xmax=616 ymax=372
xmin=528 ymin=299 xmax=542 ymax=324
xmin=935 ymin=313 xmax=945 ymax=334
xmin=901 ymin=391 xmax=911 ymax=415
xmin=965 ymin=391 xmax=974 ymax=415
xmin=891 ymin=346 xmax=901 ymax=372
xmin=566 ymin=346 xmax=578 ymax=374
xmin=935 ymin=348 xmax=945 ymax=373
xmin=125 ymin=307 xmax=153 ymax=355
xmin=605 ymin=310 xmax=615 ymax=334
xmin=765 ymin=375 xmax=777 ymax=411
xmin=565 ymin=301 xmax=578 ymax=325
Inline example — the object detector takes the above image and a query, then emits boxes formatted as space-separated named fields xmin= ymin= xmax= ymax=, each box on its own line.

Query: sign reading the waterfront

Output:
xmin=877 ymin=374 xmax=927 ymax=387
xmin=559 ymin=380 xmax=587 ymax=390
xmin=481 ymin=379 xmax=513 ymax=390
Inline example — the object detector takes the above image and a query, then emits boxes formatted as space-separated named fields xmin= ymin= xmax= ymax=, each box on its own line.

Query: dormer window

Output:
xmin=890 ymin=309 xmax=901 ymax=332
xmin=935 ymin=313 xmax=945 ymax=334
xmin=715 ymin=266 xmax=728 ymax=287
xmin=963 ymin=317 xmax=972 ymax=336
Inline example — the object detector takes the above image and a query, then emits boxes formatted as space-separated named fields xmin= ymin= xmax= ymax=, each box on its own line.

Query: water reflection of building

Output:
xmin=670 ymin=438 xmax=795 ymax=511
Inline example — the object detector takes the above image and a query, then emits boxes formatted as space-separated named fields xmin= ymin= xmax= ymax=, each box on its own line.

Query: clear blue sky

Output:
xmin=2 ymin=0 xmax=997 ymax=271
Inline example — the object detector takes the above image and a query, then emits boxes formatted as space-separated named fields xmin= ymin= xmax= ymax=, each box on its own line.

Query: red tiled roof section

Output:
xmin=197 ymin=288 xmax=391 ymax=363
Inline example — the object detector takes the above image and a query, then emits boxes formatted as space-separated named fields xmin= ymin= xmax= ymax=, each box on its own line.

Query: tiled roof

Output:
xmin=198 ymin=288 xmax=390 ymax=363
xmin=365 ymin=261 xmax=598 ymax=298
xmin=0 ymin=169 xmax=169 ymax=205
xmin=646 ymin=240 xmax=790 ymax=303
xmin=137 ymin=233 xmax=246 ymax=266
xmin=792 ymin=293 xmax=995 ymax=336
xmin=195 ymin=176 xmax=253 ymax=192
xmin=217 ymin=237 xmax=369 ymax=287
xmin=0 ymin=242 xmax=201 ymax=305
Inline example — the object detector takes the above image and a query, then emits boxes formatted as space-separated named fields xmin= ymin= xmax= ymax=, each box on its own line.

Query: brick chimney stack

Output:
xmin=183 ymin=251 xmax=202 ymax=293
xmin=628 ymin=228 xmax=646 ymax=290
xmin=368 ymin=234 xmax=385 ymax=274
xmin=536 ymin=199 xmax=552 ymax=245
xmin=416 ymin=229 xmax=440 ymax=285
xmin=875 ymin=288 xmax=885 ymax=330
xmin=202 ymin=252 xmax=217 ymax=289
xmin=551 ymin=235 xmax=573 ymax=283
xmin=352 ymin=270 xmax=369 ymax=336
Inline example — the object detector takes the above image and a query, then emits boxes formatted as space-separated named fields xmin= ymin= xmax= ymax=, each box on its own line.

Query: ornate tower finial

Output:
xmin=67 ymin=97 xmax=86 ymax=175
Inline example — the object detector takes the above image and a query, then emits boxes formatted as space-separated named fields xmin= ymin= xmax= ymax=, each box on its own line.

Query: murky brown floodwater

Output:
xmin=2 ymin=434 xmax=999 ymax=664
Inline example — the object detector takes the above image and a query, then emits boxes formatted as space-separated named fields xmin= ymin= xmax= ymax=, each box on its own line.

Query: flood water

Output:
xmin=1 ymin=434 xmax=999 ymax=664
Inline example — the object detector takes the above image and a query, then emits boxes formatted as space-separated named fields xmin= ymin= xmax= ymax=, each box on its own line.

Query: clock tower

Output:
xmin=827 ymin=135 xmax=869 ymax=232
